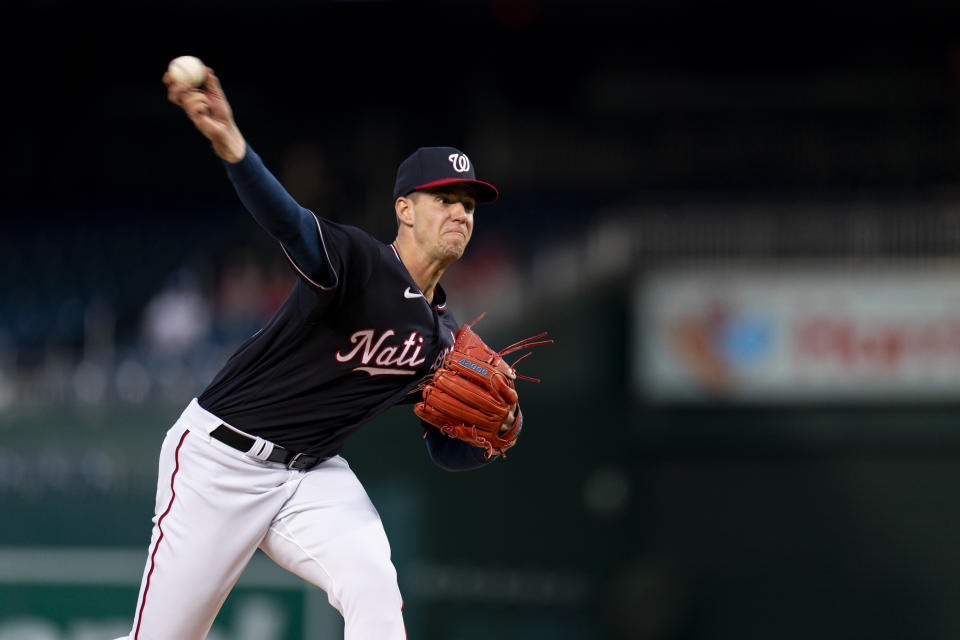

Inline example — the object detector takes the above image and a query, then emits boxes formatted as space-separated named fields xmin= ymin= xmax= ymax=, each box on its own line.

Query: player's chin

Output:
xmin=439 ymin=237 xmax=469 ymax=260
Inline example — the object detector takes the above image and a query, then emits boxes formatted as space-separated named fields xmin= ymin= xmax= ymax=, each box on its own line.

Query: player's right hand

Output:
xmin=163 ymin=68 xmax=247 ymax=164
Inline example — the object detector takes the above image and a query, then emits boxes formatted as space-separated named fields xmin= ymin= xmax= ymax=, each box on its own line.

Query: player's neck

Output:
xmin=392 ymin=238 xmax=447 ymax=303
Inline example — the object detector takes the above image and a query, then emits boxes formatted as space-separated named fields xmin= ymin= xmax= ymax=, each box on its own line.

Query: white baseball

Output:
xmin=167 ymin=55 xmax=207 ymax=88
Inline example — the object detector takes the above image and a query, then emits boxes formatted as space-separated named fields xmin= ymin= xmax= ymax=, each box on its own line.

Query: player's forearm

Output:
xmin=224 ymin=145 xmax=327 ymax=272
xmin=224 ymin=145 xmax=308 ymax=240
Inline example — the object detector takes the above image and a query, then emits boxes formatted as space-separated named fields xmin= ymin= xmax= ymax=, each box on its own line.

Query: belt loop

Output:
xmin=245 ymin=436 xmax=275 ymax=463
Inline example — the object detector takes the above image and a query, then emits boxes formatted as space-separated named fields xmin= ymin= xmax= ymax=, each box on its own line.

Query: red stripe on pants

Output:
xmin=135 ymin=429 xmax=190 ymax=639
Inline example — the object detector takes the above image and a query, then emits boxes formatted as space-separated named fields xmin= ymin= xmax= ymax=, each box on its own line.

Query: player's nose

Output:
xmin=450 ymin=201 xmax=468 ymax=220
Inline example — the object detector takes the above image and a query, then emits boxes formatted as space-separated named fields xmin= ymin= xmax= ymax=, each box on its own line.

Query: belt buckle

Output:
xmin=287 ymin=452 xmax=306 ymax=470
xmin=287 ymin=452 xmax=318 ymax=470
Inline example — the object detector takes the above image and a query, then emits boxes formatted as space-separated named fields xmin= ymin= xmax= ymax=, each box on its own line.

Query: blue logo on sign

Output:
xmin=718 ymin=318 xmax=771 ymax=366
xmin=457 ymin=358 xmax=489 ymax=376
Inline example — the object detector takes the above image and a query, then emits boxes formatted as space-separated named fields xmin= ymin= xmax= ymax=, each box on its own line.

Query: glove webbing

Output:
xmin=463 ymin=312 xmax=554 ymax=383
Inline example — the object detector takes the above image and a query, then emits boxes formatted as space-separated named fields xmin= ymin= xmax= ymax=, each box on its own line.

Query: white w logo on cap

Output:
xmin=448 ymin=153 xmax=470 ymax=173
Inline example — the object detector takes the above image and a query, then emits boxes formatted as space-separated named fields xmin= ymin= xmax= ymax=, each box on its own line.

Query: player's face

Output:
xmin=410 ymin=185 xmax=476 ymax=263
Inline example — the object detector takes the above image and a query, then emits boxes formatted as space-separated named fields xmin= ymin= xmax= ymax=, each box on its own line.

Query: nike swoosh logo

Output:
xmin=404 ymin=287 xmax=424 ymax=299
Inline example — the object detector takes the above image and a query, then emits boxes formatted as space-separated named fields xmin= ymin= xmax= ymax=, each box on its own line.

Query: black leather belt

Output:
xmin=210 ymin=425 xmax=327 ymax=471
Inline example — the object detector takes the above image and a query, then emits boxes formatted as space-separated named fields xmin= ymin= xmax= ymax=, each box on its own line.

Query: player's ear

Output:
xmin=395 ymin=196 xmax=415 ymax=228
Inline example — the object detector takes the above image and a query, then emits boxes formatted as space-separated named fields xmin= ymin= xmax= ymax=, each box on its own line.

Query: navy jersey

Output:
xmin=196 ymin=148 xmax=462 ymax=461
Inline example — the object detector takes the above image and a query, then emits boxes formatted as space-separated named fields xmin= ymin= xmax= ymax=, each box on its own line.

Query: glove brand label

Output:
xmin=457 ymin=358 xmax=489 ymax=376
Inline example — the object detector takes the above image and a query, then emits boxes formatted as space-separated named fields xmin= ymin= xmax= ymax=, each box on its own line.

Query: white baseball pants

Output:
xmin=119 ymin=398 xmax=405 ymax=640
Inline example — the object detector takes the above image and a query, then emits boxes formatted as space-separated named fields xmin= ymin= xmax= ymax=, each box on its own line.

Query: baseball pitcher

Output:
xmin=113 ymin=60 xmax=549 ymax=640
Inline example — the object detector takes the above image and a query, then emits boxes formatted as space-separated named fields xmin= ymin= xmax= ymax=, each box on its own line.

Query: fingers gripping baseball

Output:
xmin=163 ymin=61 xmax=246 ymax=163
xmin=182 ymin=90 xmax=213 ymax=122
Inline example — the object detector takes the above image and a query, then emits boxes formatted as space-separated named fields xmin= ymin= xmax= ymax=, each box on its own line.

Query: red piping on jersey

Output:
xmin=134 ymin=429 xmax=190 ymax=639
xmin=283 ymin=212 xmax=338 ymax=291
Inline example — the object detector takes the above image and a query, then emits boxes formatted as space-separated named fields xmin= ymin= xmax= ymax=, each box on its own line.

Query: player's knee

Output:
xmin=337 ymin=556 xmax=401 ymax=610
xmin=338 ymin=565 xmax=405 ymax=638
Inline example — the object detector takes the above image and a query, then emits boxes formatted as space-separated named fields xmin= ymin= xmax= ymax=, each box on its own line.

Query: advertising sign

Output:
xmin=636 ymin=263 xmax=960 ymax=402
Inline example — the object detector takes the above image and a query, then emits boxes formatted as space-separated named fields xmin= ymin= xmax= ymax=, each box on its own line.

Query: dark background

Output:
xmin=5 ymin=1 xmax=960 ymax=639
xmin=11 ymin=0 xmax=960 ymax=210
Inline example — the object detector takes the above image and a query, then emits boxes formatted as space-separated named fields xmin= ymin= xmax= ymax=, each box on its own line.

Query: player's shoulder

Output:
xmin=316 ymin=216 xmax=373 ymax=240
xmin=316 ymin=216 xmax=386 ymax=251
xmin=315 ymin=215 xmax=399 ymax=270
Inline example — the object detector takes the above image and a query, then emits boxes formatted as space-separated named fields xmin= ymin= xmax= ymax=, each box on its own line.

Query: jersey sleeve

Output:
xmin=224 ymin=145 xmax=338 ymax=289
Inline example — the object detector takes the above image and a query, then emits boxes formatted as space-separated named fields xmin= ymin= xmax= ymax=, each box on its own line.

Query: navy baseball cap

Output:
xmin=393 ymin=146 xmax=499 ymax=204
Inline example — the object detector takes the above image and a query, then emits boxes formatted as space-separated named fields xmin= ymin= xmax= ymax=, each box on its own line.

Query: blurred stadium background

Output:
xmin=5 ymin=0 xmax=960 ymax=638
